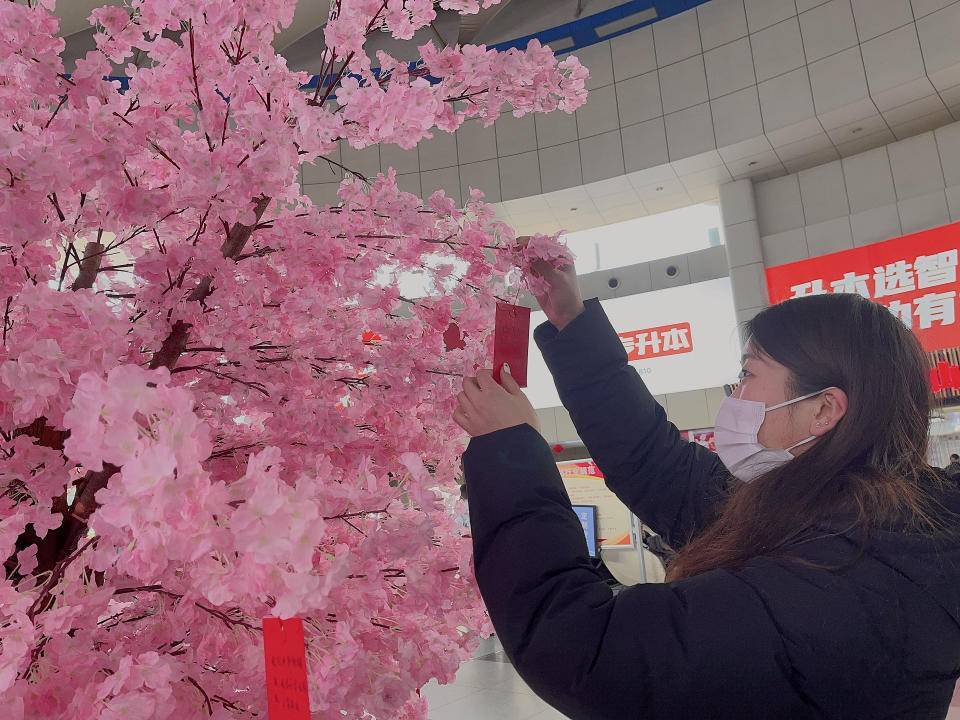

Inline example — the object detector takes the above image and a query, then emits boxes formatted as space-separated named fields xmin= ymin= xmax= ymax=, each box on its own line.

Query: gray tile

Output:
xmin=580 ymin=130 xmax=625 ymax=184
xmin=499 ymin=152 xmax=541 ymax=201
xmin=843 ymin=146 xmax=897 ymax=212
xmin=724 ymin=219 xmax=763 ymax=267
xmin=887 ymin=132 xmax=946 ymax=200
xmin=755 ymin=174 xmax=806 ymax=235
xmin=798 ymin=160 xmax=851 ymax=224
xmin=457 ymin=119 xmax=498 ymax=165
xmin=539 ymin=142 xmax=583 ymax=193
xmin=804 ymin=216 xmax=854 ymax=256
xmin=622 ymin=117 xmax=670 ymax=172
xmin=535 ymin=110 xmax=578 ymax=148
xmin=460 ymin=159 xmax=501 ymax=203
xmin=705 ymin=37 xmax=756 ymax=98
xmin=898 ymin=190 xmax=950 ymax=233
xmin=574 ymin=40 xmax=615 ymax=90
xmin=851 ymin=204 xmax=902 ymax=246
xmin=762 ymin=228 xmax=810 ymax=264
xmin=422 ymin=166 xmax=462 ymax=205
xmin=616 ymin=71 xmax=662 ymax=126
xmin=665 ymin=103 xmax=716 ymax=161
xmin=576 ymin=84 xmax=620 ymax=138
xmin=496 ymin=112 xmax=537 ymax=157
xmin=689 ymin=245 xmax=730 ymax=282
xmin=380 ymin=143 xmax=420 ymax=174
xmin=711 ymin=86 xmax=764 ymax=147
xmin=419 ymin=131 xmax=458 ymax=171
xmin=611 ymin=26 xmax=657 ymax=82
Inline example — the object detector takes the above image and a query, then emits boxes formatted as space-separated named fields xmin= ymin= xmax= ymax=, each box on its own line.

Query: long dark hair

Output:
xmin=668 ymin=293 xmax=946 ymax=581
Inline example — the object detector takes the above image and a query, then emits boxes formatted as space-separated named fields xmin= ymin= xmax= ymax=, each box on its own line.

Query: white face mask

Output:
xmin=714 ymin=389 xmax=830 ymax=483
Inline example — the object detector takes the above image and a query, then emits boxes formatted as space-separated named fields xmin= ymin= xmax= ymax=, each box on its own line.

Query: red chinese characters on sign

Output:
xmin=263 ymin=617 xmax=311 ymax=720
xmin=618 ymin=322 xmax=694 ymax=361
xmin=557 ymin=460 xmax=604 ymax=480
xmin=765 ymin=222 xmax=960 ymax=352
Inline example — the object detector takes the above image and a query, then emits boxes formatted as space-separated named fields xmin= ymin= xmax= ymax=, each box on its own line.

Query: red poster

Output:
xmin=263 ymin=617 xmax=310 ymax=720
xmin=765 ymin=222 xmax=960 ymax=352
xmin=493 ymin=303 xmax=531 ymax=387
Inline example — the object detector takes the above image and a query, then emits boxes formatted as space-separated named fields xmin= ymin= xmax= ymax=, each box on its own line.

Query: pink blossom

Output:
xmin=0 ymin=0 xmax=586 ymax=716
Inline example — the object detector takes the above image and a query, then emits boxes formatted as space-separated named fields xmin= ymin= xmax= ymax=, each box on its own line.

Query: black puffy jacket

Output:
xmin=463 ymin=299 xmax=960 ymax=720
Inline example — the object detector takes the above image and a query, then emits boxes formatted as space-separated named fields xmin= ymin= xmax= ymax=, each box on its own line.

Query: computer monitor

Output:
xmin=571 ymin=505 xmax=599 ymax=559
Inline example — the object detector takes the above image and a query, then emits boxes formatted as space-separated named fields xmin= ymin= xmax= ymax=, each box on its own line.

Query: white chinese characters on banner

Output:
xmin=916 ymin=292 xmax=957 ymax=329
xmin=873 ymin=261 xmax=915 ymax=298
xmin=789 ymin=250 xmax=959 ymax=331
xmin=661 ymin=326 xmax=691 ymax=353
xmin=830 ymin=271 xmax=871 ymax=297
xmin=916 ymin=250 xmax=958 ymax=289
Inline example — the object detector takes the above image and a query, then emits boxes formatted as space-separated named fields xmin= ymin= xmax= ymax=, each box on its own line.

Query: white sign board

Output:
xmin=525 ymin=278 xmax=742 ymax=409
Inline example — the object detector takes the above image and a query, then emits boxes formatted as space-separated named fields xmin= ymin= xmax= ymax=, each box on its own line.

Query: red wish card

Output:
xmin=493 ymin=303 xmax=531 ymax=387
xmin=263 ymin=617 xmax=310 ymax=720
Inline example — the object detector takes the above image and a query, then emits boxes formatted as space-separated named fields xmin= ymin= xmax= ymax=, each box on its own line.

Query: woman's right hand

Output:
xmin=522 ymin=237 xmax=585 ymax=331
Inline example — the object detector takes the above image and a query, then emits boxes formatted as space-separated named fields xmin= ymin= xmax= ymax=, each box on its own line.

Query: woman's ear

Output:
xmin=810 ymin=387 xmax=848 ymax=437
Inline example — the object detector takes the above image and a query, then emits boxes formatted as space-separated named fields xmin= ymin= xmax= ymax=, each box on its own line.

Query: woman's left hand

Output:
xmin=454 ymin=365 xmax=541 ymax=438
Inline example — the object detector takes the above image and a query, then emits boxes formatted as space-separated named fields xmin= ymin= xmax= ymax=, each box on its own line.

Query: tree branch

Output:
xmin=70 ymin=241 xmax=105 ymax=291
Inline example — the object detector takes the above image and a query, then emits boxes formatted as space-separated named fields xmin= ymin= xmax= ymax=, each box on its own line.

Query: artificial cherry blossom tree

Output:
xmin=0 ymin=0 xmax=586 ymax=717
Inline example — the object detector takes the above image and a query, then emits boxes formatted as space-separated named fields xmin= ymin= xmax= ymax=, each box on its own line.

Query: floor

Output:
xmin=422 ymin=637 xmax=568 ymax=720
xmin=422 ymin=638 xmax=960 ymax=720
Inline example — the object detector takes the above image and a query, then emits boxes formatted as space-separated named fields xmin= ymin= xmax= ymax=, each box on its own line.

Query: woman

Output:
xmin=455 ymin=260 xmax=960 ymax=719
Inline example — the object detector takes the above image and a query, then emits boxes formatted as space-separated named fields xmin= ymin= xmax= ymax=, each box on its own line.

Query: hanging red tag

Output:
xmin=263 ymin=617 xmax=310 ymax=720
xmin=443 ymin=321 xmax=466 ymax=351
xmin=493 ymin=303 xmax=531 ymax=387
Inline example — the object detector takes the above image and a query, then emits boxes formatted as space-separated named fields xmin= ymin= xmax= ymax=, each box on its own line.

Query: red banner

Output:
xmin=765 ymin=223 xmax=960 ymax=351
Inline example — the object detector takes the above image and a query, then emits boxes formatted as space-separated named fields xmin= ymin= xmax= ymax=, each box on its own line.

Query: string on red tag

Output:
xmin=493 ymin=303 xmax=531 ymax=387
xmin=263 ymin=617 xmax=311 ymax=720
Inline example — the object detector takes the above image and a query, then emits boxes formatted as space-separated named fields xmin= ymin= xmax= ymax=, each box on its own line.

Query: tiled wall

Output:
xmin=724 ymin=118 xmax=960 ymax=324
xmin=301 ymin=0 xmax=960 ymax=221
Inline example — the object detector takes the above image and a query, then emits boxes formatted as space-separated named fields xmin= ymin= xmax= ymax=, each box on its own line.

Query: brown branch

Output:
xmin=27 ymin=536 xmax=97 ymax=620
xmin=47 ymin=193 xmax=66 ymax=222
xmin=2 ymin=296 xmax=11 ymax=347
xmin=188 ymin=24 xmax=203 ymax=112
xmin=43 ymin=94 xmax=68 ymax=130
xmin=70 ymin=241 xmax=105 ymax=291
xmin=186 ymin=676 xmax=214 ymax=716
xmin=149 ymin=195 xmax=270 ymax=372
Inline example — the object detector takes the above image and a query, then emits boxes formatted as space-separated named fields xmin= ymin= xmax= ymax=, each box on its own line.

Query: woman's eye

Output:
xmin=739 ymin=369 xmax=751 ymax=380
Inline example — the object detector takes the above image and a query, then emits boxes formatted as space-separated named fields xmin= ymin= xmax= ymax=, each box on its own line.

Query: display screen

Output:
xmin=571 ymin=505 xmax=599 ymax=559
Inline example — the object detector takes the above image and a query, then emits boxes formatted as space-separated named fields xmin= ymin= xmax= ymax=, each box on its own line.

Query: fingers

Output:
xmin=499 ymin=364 xmax=522 ymax=395
xmin=456 ymin=390 xmax=476 ymax=416
xmin=462 ymin=375 xmax=482 ymax=402
xmin=453 ymin=408 xmax=472 ymax=434
xmin=476 ymin=369 xmax=499 ymax=390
